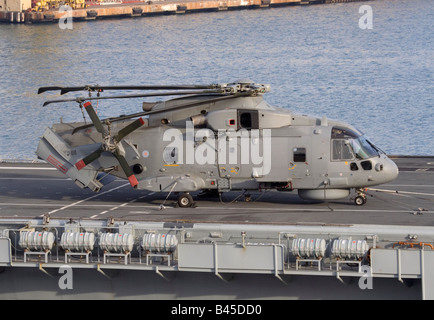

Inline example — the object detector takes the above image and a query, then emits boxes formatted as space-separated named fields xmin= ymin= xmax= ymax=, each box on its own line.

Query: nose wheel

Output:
xmin=353 ymin=188 xmax=367 ymax=206
xmin=354 ymin=195 xmax=367 ymax=206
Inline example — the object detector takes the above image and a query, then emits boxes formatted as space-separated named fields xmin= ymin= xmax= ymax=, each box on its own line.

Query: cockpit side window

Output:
xmin=332 ymin=139 xmax=354 ymax=161
xmin=331 ymin=127 xmax=357 ymax=161
xmin=331 ymin=126 xmax=379 ymax=161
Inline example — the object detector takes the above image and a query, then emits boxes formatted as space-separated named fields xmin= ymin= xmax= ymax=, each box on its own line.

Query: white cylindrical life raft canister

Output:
xmin=19 ymin=231 xmax=55 ymax=251
xmin=99 ymin=233 xmax=134 ymax=253
xmin=141 ymin=233 xmax=178 ymax=253
xmin=60 ymin=232 xmax=95 ymax=252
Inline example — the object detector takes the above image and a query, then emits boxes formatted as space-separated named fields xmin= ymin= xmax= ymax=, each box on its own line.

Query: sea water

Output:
xmin=0 ymin=0 xmax=432 ymax=160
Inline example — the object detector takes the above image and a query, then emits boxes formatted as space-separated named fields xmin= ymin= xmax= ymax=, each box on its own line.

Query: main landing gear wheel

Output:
xmin=178 ymin=193 xmax=194 ymax=208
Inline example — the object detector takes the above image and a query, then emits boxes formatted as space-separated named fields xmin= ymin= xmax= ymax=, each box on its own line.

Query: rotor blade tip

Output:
xmin=128 ymin=175 xmax=139 ymax=188
xmin=83 ymin=101 xmax=92 ymax=108
xmin=75 ymin=160 xmax=86 ymax=171
xmin=139 ymin=118 xmax=145 ymax=125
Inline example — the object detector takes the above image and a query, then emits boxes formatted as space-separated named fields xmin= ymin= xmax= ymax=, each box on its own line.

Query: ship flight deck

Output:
xmin=1 ymin=156 xmax=434 ymax=300
xmin=0 ymin=156 xmax=433 ymax=225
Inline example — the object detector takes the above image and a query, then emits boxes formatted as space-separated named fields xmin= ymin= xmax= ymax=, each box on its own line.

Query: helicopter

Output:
xmin=36 ymin=80 xmax=399 ymax=208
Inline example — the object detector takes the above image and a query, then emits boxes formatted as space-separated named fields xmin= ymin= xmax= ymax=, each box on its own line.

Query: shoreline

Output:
xmin=1 ymin=0 xmax=372 ymax=24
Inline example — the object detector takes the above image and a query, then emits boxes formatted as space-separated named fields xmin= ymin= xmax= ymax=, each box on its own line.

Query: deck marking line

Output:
xmin=47 ymin=183 xmax=130 ymax=215
xmin=94 ymin=193 xmax=151 ymax=217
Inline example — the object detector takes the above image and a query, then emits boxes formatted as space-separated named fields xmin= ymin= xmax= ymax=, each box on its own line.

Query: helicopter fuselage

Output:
xmin=36 ymin=90 xmax=398 ymax=206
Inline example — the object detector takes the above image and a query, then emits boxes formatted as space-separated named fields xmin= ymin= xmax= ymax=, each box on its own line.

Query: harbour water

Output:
xmin=0 ymin=0 xmax=432 ymax=160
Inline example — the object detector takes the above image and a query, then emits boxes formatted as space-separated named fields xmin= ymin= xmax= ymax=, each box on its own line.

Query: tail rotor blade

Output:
xmin=82 ymin=102 xmax=107 ymax=136
xmin=113 ymin=152 xmax=138 ymax=188
xmin=113 ymin=118 xmax=145 ymax=142
xmin=75 ymin=147 xmax=103 ymax=170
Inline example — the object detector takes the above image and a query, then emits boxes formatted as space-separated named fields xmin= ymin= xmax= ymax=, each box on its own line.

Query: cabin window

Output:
xmin=293 ymin=147 xmax=306 ymax=162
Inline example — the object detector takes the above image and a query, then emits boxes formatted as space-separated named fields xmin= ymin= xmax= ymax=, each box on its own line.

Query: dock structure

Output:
xmin=0 ymin=0 xmax=370 ymax=24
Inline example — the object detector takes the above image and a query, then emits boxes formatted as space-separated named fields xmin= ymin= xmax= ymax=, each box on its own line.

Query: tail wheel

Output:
xmin=178 ymin=193 xmax=194 ymax=208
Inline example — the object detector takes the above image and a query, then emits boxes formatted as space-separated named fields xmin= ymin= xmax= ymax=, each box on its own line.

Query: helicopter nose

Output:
xmin=381 ymin=156 xmax=399 ymax=183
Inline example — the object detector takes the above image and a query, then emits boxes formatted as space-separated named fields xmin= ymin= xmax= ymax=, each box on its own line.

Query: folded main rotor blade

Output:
xmin=38 ymin=86 xmax=64 ymax=94
xmin=43 ymin=98 xmax=79 ymax=107
xmin=42 ymin=90 xmax=225 ymax=106
xmin=82 ymin=101 xmax=108 ymax=136
xmin=113 ymin=152 xmax=138 ymax=188
xmin=113 ymin=118 xmax=145 ymax=143
xmin=71 ymin=91 xmax=252 ymax=135
xmin=60 ymin=85 xmax=217 ymax=95
xmin=75 ymin=147 xmax=103 ymax=170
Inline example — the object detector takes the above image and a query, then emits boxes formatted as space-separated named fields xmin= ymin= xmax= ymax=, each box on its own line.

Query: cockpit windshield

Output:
xmin=350 ymin=136 xmax=380 ymax=159
xmin=331 ymin=127 xmax=381 ymax=160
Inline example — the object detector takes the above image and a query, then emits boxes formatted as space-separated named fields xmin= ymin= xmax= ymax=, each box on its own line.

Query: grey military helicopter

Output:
xmin=36 ymin=80 xmax=399 ymax=207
